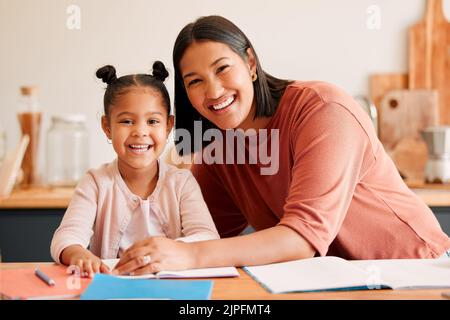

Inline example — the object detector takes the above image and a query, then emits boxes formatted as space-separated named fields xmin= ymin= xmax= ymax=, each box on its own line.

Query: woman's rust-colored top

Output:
xmin=192 ymin=81 xmax=450 ymax=259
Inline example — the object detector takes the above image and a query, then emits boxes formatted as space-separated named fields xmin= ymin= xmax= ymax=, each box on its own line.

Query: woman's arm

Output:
xmin=112 ymin=225 xmax=315 ymax=275
xmin=193 ymin=225 xmax=315 ymax=268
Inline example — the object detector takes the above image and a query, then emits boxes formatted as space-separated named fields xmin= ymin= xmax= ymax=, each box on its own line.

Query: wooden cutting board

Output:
xmin=390 ymin=137 xmax=429 ymax=180
xmin=369 ymin=73 xmax=408 ymax=127
xmin=0 ymin=135 xmax=29 ymax=198
xmin=379 ymin=89 xmax=439 ymax=180
xmin=409 ymin=0 xmax=450 ymax=124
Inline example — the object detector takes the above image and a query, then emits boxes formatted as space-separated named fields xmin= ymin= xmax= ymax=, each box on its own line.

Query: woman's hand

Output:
xmin=112 ymin=237 xmax=197 ymax=276
xmin=61 ymin=245 xmax=111 ymax=278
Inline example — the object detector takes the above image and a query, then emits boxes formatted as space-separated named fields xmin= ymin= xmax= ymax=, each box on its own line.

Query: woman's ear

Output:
xmin=101 ymin=116 xmax=112 ymax=139
xmin=246 ymin=47 xmax=257 ymax=75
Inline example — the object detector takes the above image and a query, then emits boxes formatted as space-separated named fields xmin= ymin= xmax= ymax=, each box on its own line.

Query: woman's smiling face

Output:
xmin=179 ymin=41 xmax=257 ymax=130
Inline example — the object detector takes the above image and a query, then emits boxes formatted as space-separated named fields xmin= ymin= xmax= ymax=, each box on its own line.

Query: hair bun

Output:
xmin=152 ymin=61 xmax=169 ymax=82
xmin=96 ymin=65 xmax=117 ymax=84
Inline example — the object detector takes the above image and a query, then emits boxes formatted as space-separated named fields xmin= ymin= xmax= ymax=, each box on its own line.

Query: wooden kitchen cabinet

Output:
xmin=0 ymin=186 xmax=449 ymax=262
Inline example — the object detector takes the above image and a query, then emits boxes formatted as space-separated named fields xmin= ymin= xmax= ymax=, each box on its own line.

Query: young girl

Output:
xmin=50 ymin=61 xmax=219 ymax=277
xmin=113 ymin=16 xmax=450 ymax=276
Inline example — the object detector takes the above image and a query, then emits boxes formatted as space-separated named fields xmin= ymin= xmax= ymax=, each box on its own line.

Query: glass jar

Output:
xmin=17 ymin=86 xmax=42 ymax=186
xmin=46 ymin=114 xmax=89 ymax=187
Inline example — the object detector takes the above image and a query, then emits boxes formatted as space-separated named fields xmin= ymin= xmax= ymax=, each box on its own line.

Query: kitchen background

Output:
xmin=0 ymin=0 xmax=449 ymax=179
xmin=1 ymin=0 xmax=450 ymax=262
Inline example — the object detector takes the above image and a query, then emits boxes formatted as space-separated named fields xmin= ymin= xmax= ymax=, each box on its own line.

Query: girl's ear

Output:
xmin=101 ymin=116 xmax=112 ymax=139
xmin=166 ymin=115 xmax=175 ymax=136
xmin=246 ymin=47 xmax=257 ymax=75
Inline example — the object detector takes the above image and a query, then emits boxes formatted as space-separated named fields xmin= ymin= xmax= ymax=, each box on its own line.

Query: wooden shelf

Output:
xmin=0 ymin=186 xmax=74 ymax=209
xmin=405 ymin=178 xmax=450 ymax=190
xmin=0 ymin=182 xmax=449 ymax=209
xmin=404 ymin=179 xmax=450 ymax=207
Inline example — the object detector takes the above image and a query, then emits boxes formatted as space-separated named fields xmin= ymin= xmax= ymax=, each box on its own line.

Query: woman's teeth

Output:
xmin=212 ymin=96 xmax=235 ymax=110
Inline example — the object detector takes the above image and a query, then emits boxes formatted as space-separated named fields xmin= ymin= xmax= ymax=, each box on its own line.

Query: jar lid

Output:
xmin=52 ymin=114 xmax=87 ymax=123
xmin=20 ymin=86 xmax=39 ymax=96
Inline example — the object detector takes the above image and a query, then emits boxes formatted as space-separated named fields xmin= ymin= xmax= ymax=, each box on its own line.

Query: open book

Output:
xmin=103 ymin=259 xmax=239 ymax=279
xmin=244 ymin=256 xmax=450 ymax=293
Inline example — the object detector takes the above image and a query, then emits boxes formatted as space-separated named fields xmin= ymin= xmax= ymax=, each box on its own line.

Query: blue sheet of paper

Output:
xmin=80 ymin=274 xmax=213 ymax=300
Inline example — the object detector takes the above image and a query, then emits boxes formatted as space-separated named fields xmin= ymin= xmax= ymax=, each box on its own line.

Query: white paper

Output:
xmin=102 ymin=259 xmax=239 ymax=279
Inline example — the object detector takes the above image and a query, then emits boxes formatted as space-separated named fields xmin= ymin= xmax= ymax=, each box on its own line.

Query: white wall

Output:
xmin=1 ymin=0 xmax=449 ymax=179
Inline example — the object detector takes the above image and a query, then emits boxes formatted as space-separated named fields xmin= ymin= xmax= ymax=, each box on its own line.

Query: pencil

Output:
xmin=34 ymin=268 xmax=56 ymax=286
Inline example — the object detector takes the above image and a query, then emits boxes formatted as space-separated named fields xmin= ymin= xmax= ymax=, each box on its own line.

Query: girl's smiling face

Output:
xmin=102 ymin=87 xmax=174 ymax=173
xmin=179 ymin=41 xmax=257 ymax=130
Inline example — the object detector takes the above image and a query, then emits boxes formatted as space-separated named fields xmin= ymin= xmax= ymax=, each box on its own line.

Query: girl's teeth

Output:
xmin=130 ymin=145 xmax=150 ymax=150
xmin=212 ymin=96 xmax=234 ymax=110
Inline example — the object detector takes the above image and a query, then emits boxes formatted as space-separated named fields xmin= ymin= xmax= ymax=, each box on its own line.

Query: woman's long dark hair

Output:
xmin=173 ymin=15 xmax=293 ymax=155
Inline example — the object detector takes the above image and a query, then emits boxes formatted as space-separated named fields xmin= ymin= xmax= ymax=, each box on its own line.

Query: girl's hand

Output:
xmin=61 ymin=245 xmax=111 ymax=278
xmin=113 ymin=237 xmax=196 ymax=276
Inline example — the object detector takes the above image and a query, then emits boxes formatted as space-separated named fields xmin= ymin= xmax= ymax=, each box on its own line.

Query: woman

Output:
xmin=113 ymin=15 xmax=450 ymax=275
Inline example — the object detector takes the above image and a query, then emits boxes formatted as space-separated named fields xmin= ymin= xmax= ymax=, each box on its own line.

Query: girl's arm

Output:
xmin=50 ymin=173 xmax=98 ymax=264
xmin=60 ymin=244 xmax=110 ymax=278
xmin=51 ymin=173 xmax=110 ymax=277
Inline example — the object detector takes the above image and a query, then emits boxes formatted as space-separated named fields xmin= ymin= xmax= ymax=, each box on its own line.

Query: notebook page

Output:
xmin=350 ymin=259 xmax=450 ymax=290
xmin=102 ymin=259 xmax=239 ymax=279
xmin=244 ymin=256 xmax=373 ymax=293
